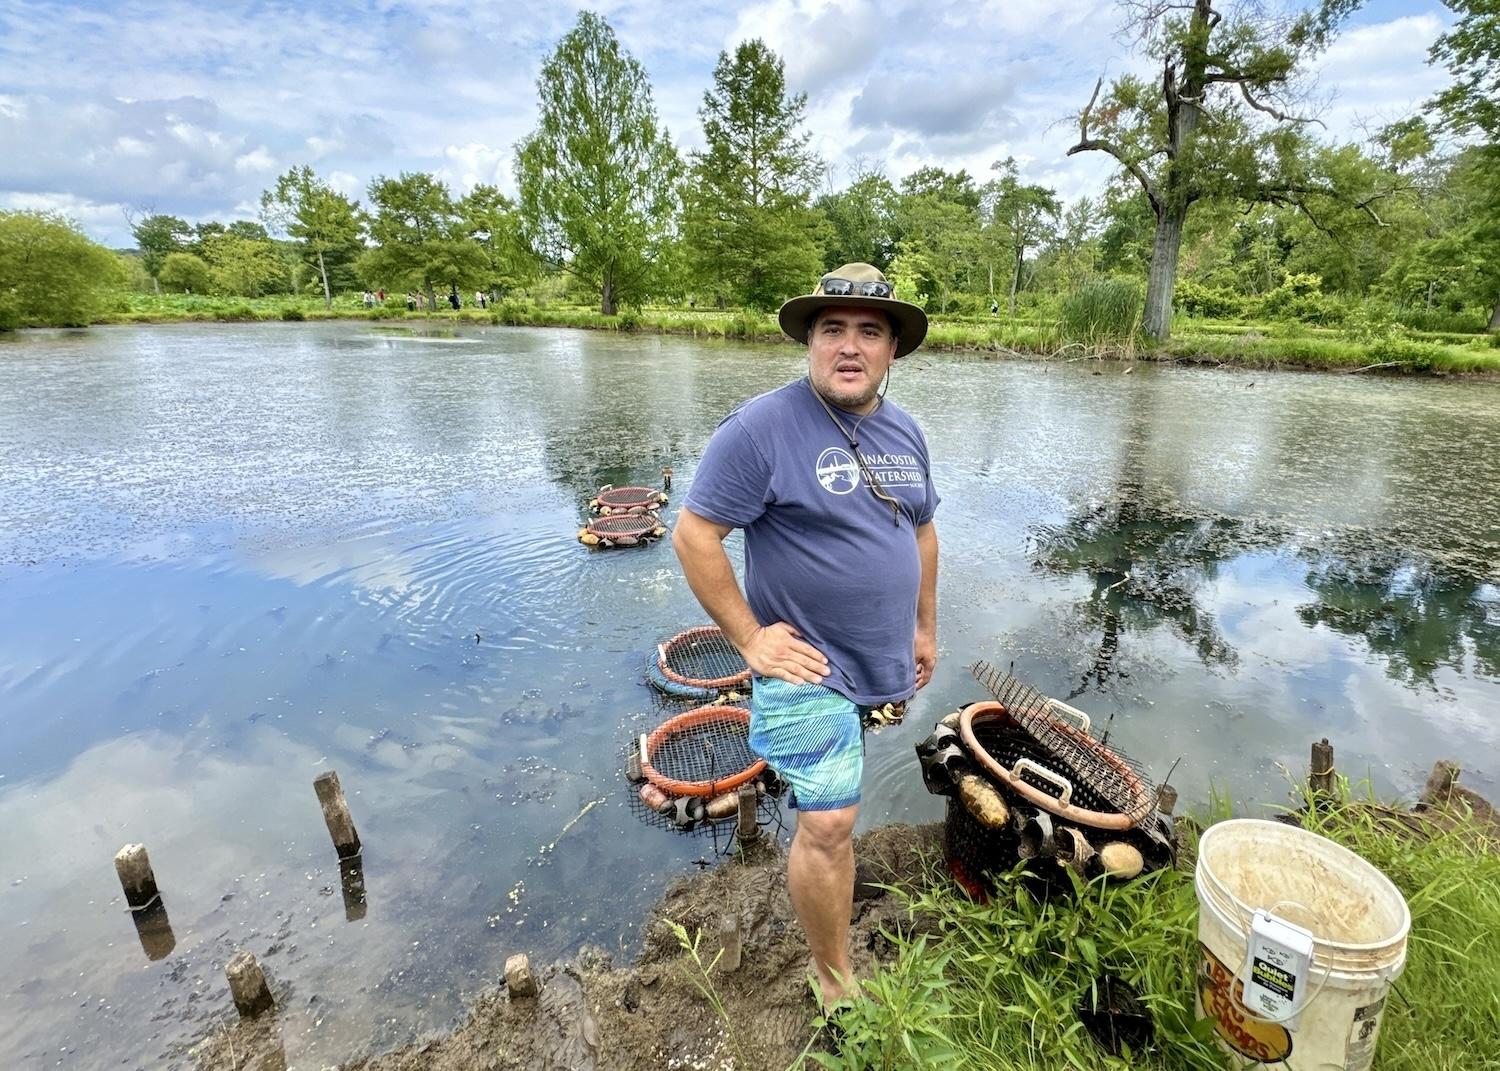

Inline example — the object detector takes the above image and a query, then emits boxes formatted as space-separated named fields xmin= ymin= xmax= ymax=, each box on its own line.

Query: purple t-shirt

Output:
xmin=684 ymin=379 xmax=938 ymax=705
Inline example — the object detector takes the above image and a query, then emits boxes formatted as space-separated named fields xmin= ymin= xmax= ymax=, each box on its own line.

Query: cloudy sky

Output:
xmin=0 ymin=0 xmax=1454 ymax=248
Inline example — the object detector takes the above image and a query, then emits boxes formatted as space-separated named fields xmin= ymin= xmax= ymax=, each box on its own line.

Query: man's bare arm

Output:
xmin=672 ymin=507 xmax=829 ymax=684
xmin=914 ymin=521 xmax=939 ymax=689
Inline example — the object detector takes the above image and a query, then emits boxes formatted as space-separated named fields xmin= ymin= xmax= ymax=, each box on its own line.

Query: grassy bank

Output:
xmin=823 ymin=786 xmax=1499 ymax=1071
xmin=79 ymin=293 xmax=1500 ymax=376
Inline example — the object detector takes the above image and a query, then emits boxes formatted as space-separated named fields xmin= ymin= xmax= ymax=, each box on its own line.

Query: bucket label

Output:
xmin=1199 ymin=943 xmax=1294 ymax=1063
xmin=1345 ymin=997 xmax=1386 ymax=1071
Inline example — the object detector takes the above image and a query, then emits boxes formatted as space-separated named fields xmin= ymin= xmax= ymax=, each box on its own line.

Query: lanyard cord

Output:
xmin=807 ymin=375 xmax=902 ymax=527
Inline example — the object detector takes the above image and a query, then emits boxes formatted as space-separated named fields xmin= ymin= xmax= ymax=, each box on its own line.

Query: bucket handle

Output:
xmin=1045 ymin=699 xmax=1092 ymax=735
xmin=1012 ymin=758 xmax=1073 ymax=806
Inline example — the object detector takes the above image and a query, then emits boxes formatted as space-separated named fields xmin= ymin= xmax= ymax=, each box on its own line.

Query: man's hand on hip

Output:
xmin=914 ymin=628 xmax=937 ymax=690
xmin=740 ymin=622 xmax=830 ymax=685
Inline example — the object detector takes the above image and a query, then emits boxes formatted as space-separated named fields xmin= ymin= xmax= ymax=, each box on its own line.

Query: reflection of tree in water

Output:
xmin=1296 ymin=538 xmax=1500 ymax=687
xmin=1031 ymin=478 xmax=1261 ymax=699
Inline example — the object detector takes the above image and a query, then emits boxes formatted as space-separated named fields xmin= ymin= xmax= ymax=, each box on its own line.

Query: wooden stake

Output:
xmin=313 ymin=770 xmax=361 ymax=859
xmin=114 ymin=843 xmax=160 ymax=910
xmin=226 ymin=950 xmax=275 ymax=1018
xmin=1421 ymin=760 xmax=1459 ymax=806
xmin=505 ymin=953 xmax=538 ymax=999
xmin=1310 ymin=739 xmax=1335 ymax=797
xmin=1156 ymin=783 xmax=1178 ymax=816
xmin=736 ymin=783 xmax=759 ymax=847
xmin=718 ymin=914 xmax=742 ymax=972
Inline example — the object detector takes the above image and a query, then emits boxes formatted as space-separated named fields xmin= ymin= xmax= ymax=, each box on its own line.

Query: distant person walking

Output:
xmin=362 ymin=291 xmax=375 ymax=309
xmin=406 ymin=292 xmax=417 ymax=311
xmin=475 ymin=290 xmax=487 ymax=309
xmin=376 ymin=288 xmax=385 ymax=304
xmin=449 ymin=289 xmax=461 ymax=311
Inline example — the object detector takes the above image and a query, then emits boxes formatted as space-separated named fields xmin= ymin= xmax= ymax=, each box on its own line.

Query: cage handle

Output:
xmin=1044 ymin=699 xmax=1092 ymax=735
xmin=1011 ymin=757 xmax=1074 ymax=805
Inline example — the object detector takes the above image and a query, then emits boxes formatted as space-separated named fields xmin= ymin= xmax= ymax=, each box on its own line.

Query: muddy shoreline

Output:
xmin=189 ymin=759 xmax=1500 ymax=1071
xmin=193 ymin=823 xmax=942 ymax=1071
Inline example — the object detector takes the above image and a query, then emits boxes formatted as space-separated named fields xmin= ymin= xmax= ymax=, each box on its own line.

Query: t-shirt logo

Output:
xmin=815 ymin=446 xmax=859 ymax=494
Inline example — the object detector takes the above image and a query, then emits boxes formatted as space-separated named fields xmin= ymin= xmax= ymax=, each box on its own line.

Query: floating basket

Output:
xmin=591 ymin=486 xmax=668 ymax=514
xmin=580 ymin=513 xmax=664 ymax=548
xmin=642 ymin=705 xmax=765 ymax=798
xmin=622 ymin=702 xmax=787 ymax=843
xmin=651 ymin=626 xmax=751 ymax=697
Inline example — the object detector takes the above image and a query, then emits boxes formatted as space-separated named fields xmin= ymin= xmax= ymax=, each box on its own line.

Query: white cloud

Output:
xmin=234 ymin=146 xmax=275 ymax=173
xmin=0 ymin=0 xmax=1457 ymax=247
xmin=437 ymin=142 xmax=512 ymax=193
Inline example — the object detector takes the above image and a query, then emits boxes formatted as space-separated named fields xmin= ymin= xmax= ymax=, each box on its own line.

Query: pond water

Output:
xmin=1 ymin=322 xmax=1497 ymax=1069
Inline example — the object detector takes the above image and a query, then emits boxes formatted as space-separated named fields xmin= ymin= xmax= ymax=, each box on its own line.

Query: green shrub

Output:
xmin=279 ymin=306 xmax=306 ymax=321
xmin=1260 ymin=272 xmax=1347 ymax=325
xmin=617 ymin=310 xmax=640 ymax=331
xmin=1175 ymin=279 xmax=1252 ymax=320
xmin=367 ymin=305 xmax=404 ymax=320
xmin=494 ymin=300 xmax=532 ymax=326
xmin=217 ymin=303 xmax=258 ymax=322
xmin=1061 ymin=278 xmax=1141 ymax=343
xmin=1368 ymin=335 xmax=1445 ymax=370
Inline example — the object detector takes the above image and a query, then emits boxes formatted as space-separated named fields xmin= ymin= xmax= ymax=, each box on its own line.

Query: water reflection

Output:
xmin=130 ymin=901 xmax=176 ymax=961
xmin=1 ymin=326 xmax=1498 ymax=1069
xmin=1032 ymin=477 xmax=1251 ymax=699
xmin=339 ymin=857 xmax=368 ymax=922
xmin=1297 ymin=539 xmax=1500 ymax=687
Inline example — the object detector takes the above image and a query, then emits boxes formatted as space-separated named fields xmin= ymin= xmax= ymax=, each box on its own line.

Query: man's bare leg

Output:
xmin=787 ymin=805 xmax=858 ymax=1003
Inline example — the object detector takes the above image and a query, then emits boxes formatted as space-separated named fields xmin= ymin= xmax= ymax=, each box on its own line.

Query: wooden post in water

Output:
xmin=313 ymin=770 xmax=361 ymax=859
xmin=1309 ymin=739 xmax=1335 ymax=798
xmin=736 ymin=784 xmax=759 ymax=848
xmin=506 ymin=953 xmax=538 ymax=999
xmin=114 ymin=844 xmax=161 ymax=910
xmin=718 ymin=914 xmax=742 ymax=972
xmin=1156 ymin=784 xmax=1178 ymax=816
xmin=226 ymin=950 xmax=276 ymax=1018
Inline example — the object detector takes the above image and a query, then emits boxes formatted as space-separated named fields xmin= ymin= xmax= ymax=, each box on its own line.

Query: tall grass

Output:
xmin=1061 ymin=279 xmax=1143 ymax=344
xmin=826 ymin=786 xmax=1500 ymax=1071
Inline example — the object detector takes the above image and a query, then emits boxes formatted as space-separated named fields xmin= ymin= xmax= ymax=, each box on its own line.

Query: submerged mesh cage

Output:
xmin=642 ymin=705 xmax=765 ymax=797
xmin=622 ymin=701 xmax=788 ymax=844
xmin=655 ymin=626 xmax=750 ymax=691
xmin=595 ymin=486 xmax=663 ymax=511
xmin=586 ymin=514 xmax=658 ymax=540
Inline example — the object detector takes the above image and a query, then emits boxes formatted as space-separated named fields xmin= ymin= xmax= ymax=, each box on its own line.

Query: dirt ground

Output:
xmin=191 ymin=759 xmax=1499 ymax=1071
xmin=193 ymin=823 xmax=944 ymax=1071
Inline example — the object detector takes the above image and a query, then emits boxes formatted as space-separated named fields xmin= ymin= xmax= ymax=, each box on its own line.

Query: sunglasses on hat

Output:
xmin=820 ymin=276 xmax=894 ymax=299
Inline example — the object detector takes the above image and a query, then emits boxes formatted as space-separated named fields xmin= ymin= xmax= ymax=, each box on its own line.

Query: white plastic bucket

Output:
xmin=1194 ymin=819 xmax=1410 ymax=1070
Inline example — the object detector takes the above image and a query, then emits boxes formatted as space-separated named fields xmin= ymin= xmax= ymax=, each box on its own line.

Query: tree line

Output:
xmin=2 ymin=1 xmax=1496 ymax=336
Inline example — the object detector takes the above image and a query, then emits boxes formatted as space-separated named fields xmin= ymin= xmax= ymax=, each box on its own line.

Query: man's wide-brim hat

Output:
xmin=778 ymin=263 xmax=928 ymax=359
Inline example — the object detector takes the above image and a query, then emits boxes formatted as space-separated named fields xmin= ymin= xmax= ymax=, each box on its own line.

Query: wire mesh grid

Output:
xmin=968 ymin=661 xmax=1156 ymax=828
xmin=587 ymin=513 xmax=658 ymax=538
xmin=642 ymin=705 xmax=764 ymax=797
xmin=596 ymin=486 xmax=663 ymax=510
xmin=621 ymin=719 xmax=788 ymax=846
xmin=657 ymin=626 xmax=751 ymax=690
xmin=967 ymin=718 xmax=1127 ymax=816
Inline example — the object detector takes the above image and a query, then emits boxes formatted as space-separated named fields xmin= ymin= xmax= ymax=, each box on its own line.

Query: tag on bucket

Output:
xmin=1243 ymin=909 xmax=1314 ymax=1029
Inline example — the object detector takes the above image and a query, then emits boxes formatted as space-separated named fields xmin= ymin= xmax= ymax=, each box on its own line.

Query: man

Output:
xmin=673 ymin=263 xmax=939 ymax=1005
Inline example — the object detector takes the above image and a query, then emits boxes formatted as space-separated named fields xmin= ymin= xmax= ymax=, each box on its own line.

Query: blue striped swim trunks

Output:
xmin=749 ymin=676 xmax=863 ymax=811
